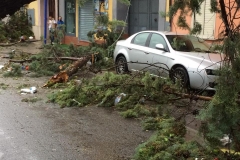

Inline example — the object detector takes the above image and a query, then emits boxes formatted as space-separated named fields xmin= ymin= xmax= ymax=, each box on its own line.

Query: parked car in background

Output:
xmin=114 ymin=31 xmax=224 ymax=90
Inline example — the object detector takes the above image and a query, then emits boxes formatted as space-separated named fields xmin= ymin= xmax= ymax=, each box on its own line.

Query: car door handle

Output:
xmin=144 ymin=52 xmax=150 ymax=54
xmin=128 ymin=48 xmax=132 ymax=50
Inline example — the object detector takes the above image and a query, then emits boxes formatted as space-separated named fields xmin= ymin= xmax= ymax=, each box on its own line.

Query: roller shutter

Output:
xmin=79 ymin=0 xmax=94 ymax=41
xmin=195 ymin=1 xmax=216 ymax=39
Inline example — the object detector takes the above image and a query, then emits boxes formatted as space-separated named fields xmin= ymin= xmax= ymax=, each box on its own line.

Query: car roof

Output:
xmin=137 ymin=30 xmax=188 ymax=36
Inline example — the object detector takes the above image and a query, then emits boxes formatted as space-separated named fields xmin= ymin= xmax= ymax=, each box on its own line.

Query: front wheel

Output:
xmin=115 ymin=56 xmax=129 ymax=74
xmin=171 ymin=67 xmax=189 ymax=88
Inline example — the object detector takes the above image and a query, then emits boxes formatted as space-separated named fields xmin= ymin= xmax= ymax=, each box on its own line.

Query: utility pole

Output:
xmin=44 ymin=0 xmax=48 ymax=44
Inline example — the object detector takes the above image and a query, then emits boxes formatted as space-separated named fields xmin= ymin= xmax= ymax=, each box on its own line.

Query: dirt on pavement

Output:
xmin=0 ymin=42 xmax=153 ymax=160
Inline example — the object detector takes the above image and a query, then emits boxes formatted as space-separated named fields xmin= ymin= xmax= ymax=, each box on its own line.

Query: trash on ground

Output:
xmin=114 ymin=93 xmax=126 ymax=105
xmin=20 ymin=86 xmax=37 ymax=94
xmin=220 ymin=134 xmax=232 ymax=146
xmin=0 ymin=65 xmax=4 ymax=69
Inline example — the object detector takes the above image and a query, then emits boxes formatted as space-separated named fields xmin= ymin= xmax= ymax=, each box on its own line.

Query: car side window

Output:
xmin=131 ymin=33 xmax=149 ymax=46
xmin=149 ymin=34 xmax=167 ymax=49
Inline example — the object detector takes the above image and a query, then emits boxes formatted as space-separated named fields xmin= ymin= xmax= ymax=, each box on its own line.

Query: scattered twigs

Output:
xmin=9 ymin=59 xmax=32 ymax=63
xmin=0 ymin=42 xmax=18 ymax=47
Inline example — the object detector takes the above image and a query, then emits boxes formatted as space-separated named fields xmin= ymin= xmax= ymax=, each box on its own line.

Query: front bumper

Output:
xmin=188 ymin=69 xmax=218 ymax=90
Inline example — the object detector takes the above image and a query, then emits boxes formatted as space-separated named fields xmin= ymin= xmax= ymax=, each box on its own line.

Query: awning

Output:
xmin=0 ymin=0 xmax=36 ymax=18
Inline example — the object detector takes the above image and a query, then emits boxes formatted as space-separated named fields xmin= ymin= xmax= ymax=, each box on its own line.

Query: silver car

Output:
xmin=114 ymin=31 xmax=224 ymax=90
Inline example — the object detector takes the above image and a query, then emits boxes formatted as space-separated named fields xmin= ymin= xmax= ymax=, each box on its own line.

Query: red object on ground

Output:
xmin=25 ymin=65 xmax=29 ymax=70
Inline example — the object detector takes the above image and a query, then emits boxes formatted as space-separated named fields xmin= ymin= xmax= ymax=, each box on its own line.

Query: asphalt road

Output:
xmin=0 ymin=89 xmax=152 ymax=160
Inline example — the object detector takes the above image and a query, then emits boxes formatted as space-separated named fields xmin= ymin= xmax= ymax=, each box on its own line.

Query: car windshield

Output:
xmin=166 ymin=35 xmax=211 ymax=53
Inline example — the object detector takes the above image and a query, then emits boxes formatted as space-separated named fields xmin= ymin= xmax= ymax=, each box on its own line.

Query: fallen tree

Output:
xmin=43 ymin=55 xmax=92 ymax=87
xmin=8 ymin=57 xmax=81 ymax=63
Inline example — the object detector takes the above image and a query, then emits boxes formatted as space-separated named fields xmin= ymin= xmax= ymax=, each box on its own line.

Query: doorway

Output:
xmin=49 ymin=0 xmax=55 ymax=18
xmin=128 ymin=0 xmax=159 ymax=35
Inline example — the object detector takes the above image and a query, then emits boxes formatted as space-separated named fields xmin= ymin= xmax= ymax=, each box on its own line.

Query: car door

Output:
xmin=146 ymin=33 xmax=170 ymax=77
xmin=128 ymin=32 xmax=151 ymax=71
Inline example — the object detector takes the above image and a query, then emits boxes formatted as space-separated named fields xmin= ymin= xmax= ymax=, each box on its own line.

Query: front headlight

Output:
xmin=205 ymin=69 xmax=218 ymax=75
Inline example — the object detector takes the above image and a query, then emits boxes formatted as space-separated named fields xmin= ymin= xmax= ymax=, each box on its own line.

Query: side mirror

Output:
xmin=156 ymin=44 xmax=164 ymax=50
xmin=156 ymin=44 xmax=168 ymax=52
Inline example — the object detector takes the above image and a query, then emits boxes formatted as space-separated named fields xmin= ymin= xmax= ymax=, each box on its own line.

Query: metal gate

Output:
xmin=79 ymin=0 xmax=94 ymax=41
xmin=128 ymin=0 xmax=159 ymax=35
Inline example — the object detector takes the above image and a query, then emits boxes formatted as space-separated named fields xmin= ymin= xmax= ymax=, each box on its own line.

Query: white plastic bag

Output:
xmin=21 ymin=87 xmax=37 ymax=94
xmin=114 ymin=93 xmax=126 ymax=105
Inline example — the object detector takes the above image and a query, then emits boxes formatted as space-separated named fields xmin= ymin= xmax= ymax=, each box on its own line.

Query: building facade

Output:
xmin=171 ymin=0 xmax=240 ymax=41
xmin=27 ymin=0 xmax=171 ymax=44
xmin=27 ymin=0 xmax=59 ymax=40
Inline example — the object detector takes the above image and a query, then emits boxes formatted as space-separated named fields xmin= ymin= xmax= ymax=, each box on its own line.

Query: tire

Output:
xmin=115 ymin=56 xmax=129 ymax=74
xmin=171 ymin=67 xmax=189 ymax=88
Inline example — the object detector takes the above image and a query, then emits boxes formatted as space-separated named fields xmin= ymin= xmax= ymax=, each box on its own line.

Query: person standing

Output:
xmin=48 ymin=16 xmax=56 ymax=45
xmin=56 ymin=16 xmax=64 ymax=44
xmin=57 ymin=16 xmax=64 ymax=27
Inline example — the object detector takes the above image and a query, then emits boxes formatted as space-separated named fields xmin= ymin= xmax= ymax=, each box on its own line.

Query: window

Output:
xmin=149 ymin=34 xmax=167 ymax=49
xmin=166 ymin=35 xmax=210 ymax=52
xmin=194 ymin=1 xmax=215 ymax=39
xmin=132 ymin=33 xmax=150 ymax=46
xmin=65 ymin=0 xmax=76 ymax=36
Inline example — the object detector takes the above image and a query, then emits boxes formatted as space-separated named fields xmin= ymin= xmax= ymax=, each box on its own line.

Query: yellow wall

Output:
xmin=100 ymin=0 xmax=112 ymax=21
xmin=166 ymin=0 xmax=169 ymax=22
xmin=108 ymin=0 xmax=112 ymax=21
xmin=27 ymin=1 xmax=39 ymax=26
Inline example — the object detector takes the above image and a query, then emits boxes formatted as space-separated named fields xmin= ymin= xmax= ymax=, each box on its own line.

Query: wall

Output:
xmin=28 ymin=1 xmax=41 ymax=39
xmin=59 ymin=0 xmax=65 ymax=21
xmin=214 ymin=0 xmax=240 ymax=39
xmin=158 ymin=0 xmax=167 ymax=31
xmin=170 ymin=0 xmax=240 ymax=41
xmin=115 ymin=1 xmax=129 ymax=34
xmin=170 ymin=10 xmax=192 ymax=34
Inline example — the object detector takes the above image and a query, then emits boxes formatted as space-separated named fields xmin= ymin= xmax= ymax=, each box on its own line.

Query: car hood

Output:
xmin=175 ymin=51 xmax=225 ymax=69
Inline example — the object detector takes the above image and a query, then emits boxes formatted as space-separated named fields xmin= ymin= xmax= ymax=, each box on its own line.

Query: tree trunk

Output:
xmin=8 ymin=57 xmax=81 ymax=63
xmin=43 ymin=55 xmax=91 ymax=87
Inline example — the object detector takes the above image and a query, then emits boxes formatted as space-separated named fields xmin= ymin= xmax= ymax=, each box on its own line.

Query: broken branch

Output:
xmin=43 ymin=55 xmax=92 ymax=87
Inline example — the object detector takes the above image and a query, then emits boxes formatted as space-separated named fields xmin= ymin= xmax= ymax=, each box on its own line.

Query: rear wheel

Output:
xmin=171 ymin=67 xmax=189 ymax=88
xmin=115 ymin=56 xmax=129 ymax=74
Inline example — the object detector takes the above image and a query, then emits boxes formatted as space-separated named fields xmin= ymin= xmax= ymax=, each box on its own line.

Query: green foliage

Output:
xmin=48 ymin=72 xmax=172 ymax=109
xmin=56 ymin=24 xmax=66 ymax=44
xmin=210 ymin=0 xmax=220 ymax=13
xmin=120 ymin=109 xmax=138 ymax=118
xmin=3 ymin=64 xmax=22 ymax=77
xmin=28 ymin=43 xmax=109 ymax=77
xmin=196 ymin=32 xmax=240 ymax=153
xmin=29 ymin=54 xmax=60 ymax=77
xmin=120 ymin=104 xmax=153 ymax=118
xmin=142 ymin=117 xmax=163 ymax=131
xmin=87 ymin=14 xmax=126 ymax=57
xmin=48 ymin=81 xmax=85 ymax=107
xmin=169 ymin=0 xmax=240 ymax=155
xmin=0 ymin=83 xmax=9 ymax=90
xmin=21 ymin=97 xmax=42 ymax=103
xmin=134 ymin=118 xmax=224 ymax=160
xmin=77 ymin=0 xmax=88 ymax=7
xmin=0 ymin=9 xmax=34 ymax=42
xmin=117 ymin=0 xmax=130 ymax=6
xmin=199 ymin=65 xmax=240 ymax=151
